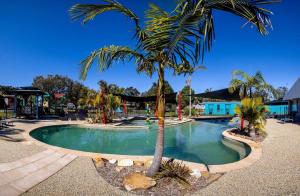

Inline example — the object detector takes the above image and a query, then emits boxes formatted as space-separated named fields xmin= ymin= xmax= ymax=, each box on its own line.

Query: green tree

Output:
xmin=124 ymin=87 xmax=140 ymax=96
xmin=78 ymin=88 xmax=97 ymax=108
xmin=0 ymin=85 xmax=15 ymax=94
xmin=274 ymin=86 xmax=288 ymax=100
xmin=181 ymin=85 xmax=195 ymax=109
xmin=32 ymin=75 xmax=87 ymax=109
xmin=145 ymin=81 xmax=174 ymax=96
xmin=70 ymin=0 xmax=275 ymax=176
xmin=229 ymin=70 xmax=276 ymax=99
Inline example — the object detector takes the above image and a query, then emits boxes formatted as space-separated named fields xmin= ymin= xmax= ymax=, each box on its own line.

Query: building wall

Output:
xmin=267 ymin=105 xmax=288 ymax=115
xmin=290 ymin=99 xmax=300 ymax=122
xmin=204 ymin=101 xmax=289 ymax=117
xmin=204 ymin=102 xmax=240 ymax=116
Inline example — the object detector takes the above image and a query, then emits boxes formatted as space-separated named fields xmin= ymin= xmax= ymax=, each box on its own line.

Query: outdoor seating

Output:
xmin=0 ymin=120 xmax=13 ymax=127
xmin=279 ymin=117 xmax=294 ymax=124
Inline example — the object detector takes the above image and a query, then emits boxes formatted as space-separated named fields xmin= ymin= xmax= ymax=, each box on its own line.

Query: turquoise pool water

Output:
xmin=30 ymin=120 xmax=250 ymax=165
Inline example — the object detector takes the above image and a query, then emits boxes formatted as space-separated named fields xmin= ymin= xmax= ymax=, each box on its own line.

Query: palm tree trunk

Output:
xmin=147 ymin=63 xmax=165 ymax=177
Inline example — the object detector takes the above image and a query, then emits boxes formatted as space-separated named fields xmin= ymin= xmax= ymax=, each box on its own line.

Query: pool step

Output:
xmin=0 ymin=150 xmax=77 ymax=196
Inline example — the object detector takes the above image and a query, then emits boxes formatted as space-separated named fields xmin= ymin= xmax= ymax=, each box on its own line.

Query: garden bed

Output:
xmin=229 ymin=129 xmax=266 ymax=143
xmin=93 ymin=158 xmax=223 ymax=196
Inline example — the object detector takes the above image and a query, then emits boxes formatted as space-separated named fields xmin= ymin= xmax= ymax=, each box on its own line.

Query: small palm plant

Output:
xmin=234 ymin=97 xmax=268 ymax=137
xmin=154 ymin=159 xmax=191 ymax=186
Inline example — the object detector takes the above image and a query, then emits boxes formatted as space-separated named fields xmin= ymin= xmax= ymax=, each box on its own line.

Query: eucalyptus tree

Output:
xmin=229 ymin=70 xmax=276 ymax=99
xmin=70 ymin=0 xmax=275 ymax=176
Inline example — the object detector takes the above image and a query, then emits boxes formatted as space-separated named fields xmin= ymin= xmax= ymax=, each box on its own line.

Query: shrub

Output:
xmin=154 ymin=159 xmax=191 ymax=186
xmin=234 ymin=97 xmax=268 ymax=137
xmin=183 ymin=107 xmax=197 ymax=116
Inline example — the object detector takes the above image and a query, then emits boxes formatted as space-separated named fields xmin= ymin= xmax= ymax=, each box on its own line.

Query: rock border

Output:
xmin=20 ymin=121 xmax=261 ymax=174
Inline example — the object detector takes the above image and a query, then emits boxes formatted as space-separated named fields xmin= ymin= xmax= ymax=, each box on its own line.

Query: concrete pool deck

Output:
xmin=0 ymin=119 xmax=299 ymax=195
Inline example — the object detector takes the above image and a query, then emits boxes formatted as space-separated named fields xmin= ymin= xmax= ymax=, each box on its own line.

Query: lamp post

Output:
xmin=186 ymin=76 xmax=192 ymax=117
xmin=185 ymin=65 xmax=206 ymax=118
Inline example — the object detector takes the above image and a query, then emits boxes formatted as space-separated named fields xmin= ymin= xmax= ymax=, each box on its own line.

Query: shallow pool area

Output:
xmin=30 ymin=120 xmax=250 ymax=165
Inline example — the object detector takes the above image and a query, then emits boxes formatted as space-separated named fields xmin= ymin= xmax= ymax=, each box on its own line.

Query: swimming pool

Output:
xmin=30 ymin=120 xmax=250 ymax=165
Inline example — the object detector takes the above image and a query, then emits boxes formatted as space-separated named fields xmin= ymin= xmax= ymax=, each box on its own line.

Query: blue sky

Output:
xmin=0 ymin=0 xmax=299 ymax=93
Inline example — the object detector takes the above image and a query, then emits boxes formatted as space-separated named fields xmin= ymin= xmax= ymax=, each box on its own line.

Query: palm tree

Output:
xmin=69 ymin=0 xmax=275 ymax=176
xmin=229 ymin=70 xmax=276 ymax=99
xmin=234 ymin=97 xmax=267 ymax=137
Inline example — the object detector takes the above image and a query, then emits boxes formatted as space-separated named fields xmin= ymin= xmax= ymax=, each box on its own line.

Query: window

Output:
xmin=225 ymin=104 xmax=230 ymax=115
xmin=217 ymin=104 xmax=220 ymax=112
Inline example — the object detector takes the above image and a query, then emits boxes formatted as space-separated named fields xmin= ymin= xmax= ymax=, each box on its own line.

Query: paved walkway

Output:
xmin=0 ymin=149 xmax=77 ymax=196
xmin=195 ymin=119 xmax=300 ymax=195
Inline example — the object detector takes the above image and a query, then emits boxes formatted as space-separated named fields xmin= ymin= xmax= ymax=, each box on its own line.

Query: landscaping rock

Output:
xmin=134 ymin=167 xmax=145 ymax=173
xmin=134 ymin=160 xmax=144 ymax=166
xmin=123 ymin=172 xmax=156 ymax=191
xmin=115 ymin=166 xmax=124 ymax=172
xmin=93 ymin=156 xmax=105 ymax=168
xmin=190 ymin=169 xmax=201 ymax=178
xmin=109 ymin=159 xmax=117 ymax=164
xmin=144 ymin=159 xmax=153 ymax=169
xmin=117 ymin=159 xmax=134 ymax=167
xmin=201 ymin=171 xmax=210 ymax=179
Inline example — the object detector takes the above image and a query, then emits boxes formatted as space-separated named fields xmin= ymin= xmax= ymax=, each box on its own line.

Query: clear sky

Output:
xmin=0 ymin=0 xmax=299 ymax=93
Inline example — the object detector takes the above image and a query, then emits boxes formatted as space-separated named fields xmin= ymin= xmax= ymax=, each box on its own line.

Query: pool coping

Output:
xmin=21 ymin=121 xmax=262 ymax=174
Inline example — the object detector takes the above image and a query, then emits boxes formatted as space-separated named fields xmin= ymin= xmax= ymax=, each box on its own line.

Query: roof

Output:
xmin=115 ymin=93 xmax=178 ymax=104
xmin=265 ymin=99 xmax=288 ymax=105
xmin=54 ymin=93 xmax=65 ymax=99
xmin=7 ymin=86 xmax=46 ymax=96
xmin=284 ymin=77 xmax=300 ymax=100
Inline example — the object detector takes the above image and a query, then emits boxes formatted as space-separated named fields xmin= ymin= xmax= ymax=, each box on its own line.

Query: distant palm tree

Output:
xmin=229 ymin=70 xmax=275 ymax=99
xmin=70 ymin=0 xmax=275 ymax=176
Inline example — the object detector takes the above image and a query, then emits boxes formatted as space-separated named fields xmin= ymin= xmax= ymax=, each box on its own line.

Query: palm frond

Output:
xmin=178 ymin=0 xmax=276 ymax=35
xmin=79 ymin=45 xmax=145 ymax=80
xmin=69 ymin=0 xmax=138 ymax=24
xmin=69 ymin=0 xmax=147 ymax=44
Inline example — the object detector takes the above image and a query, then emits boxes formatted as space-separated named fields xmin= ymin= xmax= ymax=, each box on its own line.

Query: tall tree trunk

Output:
xmin=147 ymin=63 xmax=165 ymax=177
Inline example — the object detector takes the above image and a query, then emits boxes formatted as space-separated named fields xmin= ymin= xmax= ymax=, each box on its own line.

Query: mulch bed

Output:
xmin=229 ymin=129 xmax=266 ymax=143
xmin=94 ymin=160 xmax=223 ymax=196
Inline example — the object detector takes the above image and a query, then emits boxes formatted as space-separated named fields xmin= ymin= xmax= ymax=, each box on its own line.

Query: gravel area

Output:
xmin=0 ymin=127 xmax=45 ymax=163
xmin=194 ymin=119 xmax=300 ymax=195
xmin=23 ymin=157 xmax=134 ymax=196
xmin=95 ymin=159 xmax=215 ymax=196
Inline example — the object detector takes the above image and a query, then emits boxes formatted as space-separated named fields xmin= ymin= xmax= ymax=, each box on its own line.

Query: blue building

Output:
xmin=204 ymin=102 xmax=240 ymax=116
xmin=265 ymin=99 xmax=289 ymax=116
xmin=204 ymin=100 xmax=289 ymax=116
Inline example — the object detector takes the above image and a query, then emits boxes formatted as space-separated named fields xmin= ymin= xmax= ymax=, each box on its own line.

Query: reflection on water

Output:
xmin=30 ymin=120 xmax=250 ymax=165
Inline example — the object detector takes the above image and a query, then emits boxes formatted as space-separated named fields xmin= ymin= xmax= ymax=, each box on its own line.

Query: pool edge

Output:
xmin=24 ymin=122 xmax=261 ymax=174
xmin=207 ymin=128 xmax=262 ymax=173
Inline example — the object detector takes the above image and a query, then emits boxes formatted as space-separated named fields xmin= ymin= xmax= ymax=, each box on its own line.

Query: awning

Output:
xmin=265 ymin=99 xmax=288 ymax=105
xmin=8 ymin=87 xmax=46 ymax=96
xmin=114 ymin=93 xmax=178 ymax=104
xmin=193 ymin=88 xmax=241 ymax=101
